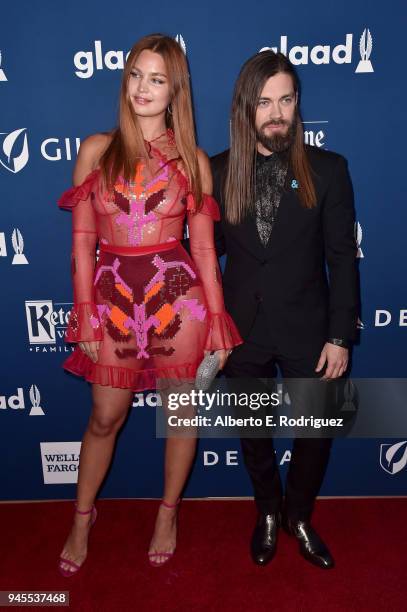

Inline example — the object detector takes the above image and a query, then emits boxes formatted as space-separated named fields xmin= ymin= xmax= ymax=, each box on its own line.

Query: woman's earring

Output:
xmin=167 ymin=104 xmax=173 ymax=115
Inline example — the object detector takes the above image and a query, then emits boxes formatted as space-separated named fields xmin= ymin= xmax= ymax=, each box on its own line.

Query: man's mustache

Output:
xmin=261 ymin=120 xmax=288 ymax=128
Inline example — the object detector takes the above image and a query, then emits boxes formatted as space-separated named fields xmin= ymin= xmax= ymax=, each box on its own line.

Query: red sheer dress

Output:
xmin=58 ymin=130 xmax=242 ymax=392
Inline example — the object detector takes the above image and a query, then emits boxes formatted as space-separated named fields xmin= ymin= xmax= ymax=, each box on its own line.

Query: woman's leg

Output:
xmin=148 ymin=383 xmax=197 ymax=564
xmin=59 ymin=384 xmax=133 ymax=574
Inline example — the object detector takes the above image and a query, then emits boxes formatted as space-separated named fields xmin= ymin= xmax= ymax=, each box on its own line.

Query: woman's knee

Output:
xmin=88 ymin=408 xmax=126 ymax=437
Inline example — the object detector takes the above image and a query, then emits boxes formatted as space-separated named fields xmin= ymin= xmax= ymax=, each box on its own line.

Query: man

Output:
xmin=211 ymin=51 xmax=359 ymax=569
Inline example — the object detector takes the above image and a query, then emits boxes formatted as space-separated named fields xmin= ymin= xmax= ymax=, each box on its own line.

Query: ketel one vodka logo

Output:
xmin=25 ymin=300 xmax=74 ymax=353
xmin=0 ymin=384 xmax=44 ymax=415
xmin=0 ymin=128 xmax=29 ymax=173
xmin=259 ymin=28 xmax=374 ymax=73
xmin=380 ymin=441 xmax=407 ymax=475
xmin=0 ymin=228 xmax=29 ymax=264
xmin=0 ymin=50 xmax=7 ymax=81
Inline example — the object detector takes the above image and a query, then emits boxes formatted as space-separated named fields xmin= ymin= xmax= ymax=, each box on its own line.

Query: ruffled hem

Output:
xmin=205 ymin=311 xmax=243 ymax=351
xmin=63 ymin=349 xmax=199 ymax=393
xmin=66 ymin=303 xmax=103 ymax=343
xmin=58 ymin=169 xmax=100 ymax=210
xmin=186 ymin=192 xmax=220 ymax=220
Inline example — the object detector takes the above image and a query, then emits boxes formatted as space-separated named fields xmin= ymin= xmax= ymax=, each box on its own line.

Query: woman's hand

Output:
xmin=205 ymin=348 xmax=233 ymax=370
xmin=79 ymin=341 xmax=100 ymax=363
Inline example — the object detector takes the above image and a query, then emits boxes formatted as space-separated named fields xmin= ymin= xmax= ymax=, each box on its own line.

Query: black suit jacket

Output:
xmin=211 ymin=146 xmax=360 ymax=358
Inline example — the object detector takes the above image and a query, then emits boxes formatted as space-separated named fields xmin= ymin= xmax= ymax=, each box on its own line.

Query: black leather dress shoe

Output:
xmin=282 ymin=516 xmax=334 ymax=569
xmin=250 ymin=512 xmax=280 ymax=566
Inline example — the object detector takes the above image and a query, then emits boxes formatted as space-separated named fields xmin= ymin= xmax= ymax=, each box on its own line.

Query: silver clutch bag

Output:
xmin=195 ymin=351 xmax=221 ymax=391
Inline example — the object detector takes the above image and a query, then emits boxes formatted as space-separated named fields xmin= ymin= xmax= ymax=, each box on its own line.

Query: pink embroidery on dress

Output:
xmin=123 ymin=303 xmax=160 ymax=359
xmin=94 ymin=258 xmax=132 ymax=295
xmin=115 ymin=164 xmax=169 ymax=246
xmin=89 ymin=315 xmax=100 ymax=329
xmin=145 ymin=255 xmax=196 ymax=294
xmin=174 ymin=299 xmax=207 ymax=321
xmin=116 ymin=202 xmax=157 ymax=246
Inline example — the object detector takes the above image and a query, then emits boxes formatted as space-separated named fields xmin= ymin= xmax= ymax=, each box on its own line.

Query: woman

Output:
xmin=57 ymin=33 xmax=242 ymax=576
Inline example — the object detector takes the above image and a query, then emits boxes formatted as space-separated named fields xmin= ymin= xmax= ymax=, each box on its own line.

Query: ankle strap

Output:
xmin=75 ymin=502 xmax=95 ymax=515
xmin=161 ymin=498 xmax=180 ymax=509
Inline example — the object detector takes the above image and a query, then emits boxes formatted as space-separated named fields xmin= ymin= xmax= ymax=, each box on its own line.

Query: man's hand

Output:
xmin=315 ymin=342 xmax=348 ymax=380
xmin=79 ymin=341 xmax=100 ymax=363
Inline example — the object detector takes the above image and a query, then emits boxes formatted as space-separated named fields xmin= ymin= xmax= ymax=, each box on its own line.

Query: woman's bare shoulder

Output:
xmin=73 ymin=132 xmax=114 ymax=185
xmin=196 ymin=147 xmax=213 ymax=194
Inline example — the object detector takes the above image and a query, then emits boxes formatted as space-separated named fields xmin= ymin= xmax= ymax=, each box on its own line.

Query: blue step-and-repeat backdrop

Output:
xmin=1 ymin=1 xmax=406 ymax=500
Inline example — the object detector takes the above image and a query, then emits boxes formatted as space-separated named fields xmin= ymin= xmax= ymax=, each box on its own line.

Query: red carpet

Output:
xmin=0 ymin=499 xmax=406 ymax=611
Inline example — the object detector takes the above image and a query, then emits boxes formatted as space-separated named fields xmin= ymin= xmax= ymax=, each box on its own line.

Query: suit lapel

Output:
xmin=226 ymin=211 xmax=268 ymax=261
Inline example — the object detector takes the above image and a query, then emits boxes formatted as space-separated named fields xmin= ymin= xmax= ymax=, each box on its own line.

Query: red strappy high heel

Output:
xmin=58 ymin=503 xmax=97 ymax=578
xmin=148 ymin=498 xmax=180 ymax=567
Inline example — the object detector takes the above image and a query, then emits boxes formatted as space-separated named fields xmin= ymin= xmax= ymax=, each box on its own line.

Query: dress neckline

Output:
xmin=145 ymin=128 xmax=174 ymax=145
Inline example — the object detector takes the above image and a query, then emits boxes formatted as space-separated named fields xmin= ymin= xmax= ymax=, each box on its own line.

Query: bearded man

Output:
xmin=211 ymin=50 xmax=359 ymax=569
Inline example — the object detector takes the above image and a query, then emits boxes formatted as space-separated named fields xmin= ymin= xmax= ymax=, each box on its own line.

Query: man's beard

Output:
xmin=256 ymin=114 xmax=297 ymax=153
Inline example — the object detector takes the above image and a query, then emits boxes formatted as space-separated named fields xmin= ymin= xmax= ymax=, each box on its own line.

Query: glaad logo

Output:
xmin=355 ymin=28 xmax=374 ymax=73
xmin=375 ymin=310 xmax=407 ymax=327
xmin=11 ymin=229 xmax=28 ymax=264
xmin=132 ymin=392 xmax=162 ymax=407
xmin=74 ymin=34 xmax=186 ymax=79
xmin=0 ymin=128 xmax=29 ymax=173
xmin=260 ymin=29 xmax=374 ymax=73
xmin=25 ymin=300 xmax=74 ymax=353
xmin=0 ymin=51 xmax=7 ymax=81
xmin=175 ymin=34 xmax=187 ymax=54
xmin=355 ymin=222 xmax=364 ymax=258
xmin=0 ymin=228 xmax=29 ymax=264
xmin=380 ymin=441 xmax=407 ymax=475
xmin=0 ymin=384 xmax=44 ymax=415
xmin=40 ymin=442 xmax=81 ymax=484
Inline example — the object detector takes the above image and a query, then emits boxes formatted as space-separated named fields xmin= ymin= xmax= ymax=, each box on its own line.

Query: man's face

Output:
xmin=255 ymin=72 xmax=297 ymax=153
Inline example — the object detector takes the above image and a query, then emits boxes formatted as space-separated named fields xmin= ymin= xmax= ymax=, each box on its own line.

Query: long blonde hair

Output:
xmin=100 ymin=33 xmax=202 ymax=204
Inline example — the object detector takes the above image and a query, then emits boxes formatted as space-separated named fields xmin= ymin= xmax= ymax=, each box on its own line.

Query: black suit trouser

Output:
xmin=223 ymin=304 xmax=333 ymax=522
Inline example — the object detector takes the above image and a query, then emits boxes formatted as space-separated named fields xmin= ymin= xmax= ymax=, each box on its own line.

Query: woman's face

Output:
xmin=128 ymin=49 xmax=171 ymax=119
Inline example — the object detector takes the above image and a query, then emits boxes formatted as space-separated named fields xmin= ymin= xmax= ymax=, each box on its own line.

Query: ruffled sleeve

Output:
xmin=59 ymin=170 xmax=102 ymax=343
xmin=66 ymin=303 xmax=103 ymax=343
xmin=187 ymin=192 xmax=243 ymax=352
xmin=204 ymin=311 xmax=242 ymax=352
xmin=186 ymin=192 xmax=220 ymax=220
xmin=58 ymin=169 xmax=99 ymax=210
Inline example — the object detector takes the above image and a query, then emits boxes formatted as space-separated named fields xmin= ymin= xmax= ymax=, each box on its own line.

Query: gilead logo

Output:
xmin=380 ymin=441 xmax=407 ymax=475
xmin=0 ymin=128 xmax=29 ymax=173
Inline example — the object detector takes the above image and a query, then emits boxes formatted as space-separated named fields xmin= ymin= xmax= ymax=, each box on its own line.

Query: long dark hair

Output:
xmin=100 ymin=33 xmax=202 ymax=205
xmin=225 ymin=50 xmax=316 ymax=224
